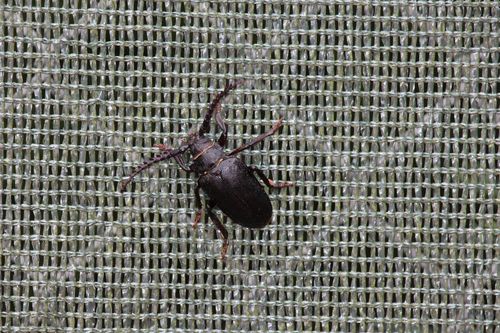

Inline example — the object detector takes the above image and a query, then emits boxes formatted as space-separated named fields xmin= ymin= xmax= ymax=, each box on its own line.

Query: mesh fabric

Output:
xmin=1 ymin=1 xmax=498 ymax=332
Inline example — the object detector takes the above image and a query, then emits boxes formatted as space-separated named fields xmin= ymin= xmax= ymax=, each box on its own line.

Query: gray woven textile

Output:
xmin=1 ymin=1 xmax=498 ymax=332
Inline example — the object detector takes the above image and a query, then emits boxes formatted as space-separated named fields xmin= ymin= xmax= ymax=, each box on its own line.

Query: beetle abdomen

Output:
xmin=199 ymin=157 xmax=273 ymax=228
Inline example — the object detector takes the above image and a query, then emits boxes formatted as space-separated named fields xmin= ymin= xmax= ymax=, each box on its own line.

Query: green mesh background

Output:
xmin=1 ymin=1 xmax=499 ymax=332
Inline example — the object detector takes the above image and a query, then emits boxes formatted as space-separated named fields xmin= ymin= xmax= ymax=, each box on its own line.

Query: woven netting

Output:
xmin=1 ymin=1 xmax=498 ymax=332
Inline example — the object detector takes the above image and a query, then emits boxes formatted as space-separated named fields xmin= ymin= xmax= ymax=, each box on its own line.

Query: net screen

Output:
xmin=1 ymin=1 xmax=498 ymax=332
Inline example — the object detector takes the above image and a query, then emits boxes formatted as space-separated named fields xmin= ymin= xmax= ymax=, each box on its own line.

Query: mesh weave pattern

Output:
xmin=1 ymin=1 xmax=498 ymax=332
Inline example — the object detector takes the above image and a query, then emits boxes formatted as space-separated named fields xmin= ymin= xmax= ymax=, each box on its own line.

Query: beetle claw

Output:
xmin=220 ymin=240 xmax=228 ymax=261
xmin=154 ymin=143 xmax=171 ymax=152
xmin=269 ymin=179 xmax=294 ymax=188
xmin=192 ymin=211 xmax=202 ymax=229
xmin=274 ymin=117 xmax=284 ymax=129
xmin=119 ymin=180 xmax=128 ymax=192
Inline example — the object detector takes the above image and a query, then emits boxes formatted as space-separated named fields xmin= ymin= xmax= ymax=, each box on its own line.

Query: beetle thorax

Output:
xmin=189 ymin=137 xmax=225 ymax=174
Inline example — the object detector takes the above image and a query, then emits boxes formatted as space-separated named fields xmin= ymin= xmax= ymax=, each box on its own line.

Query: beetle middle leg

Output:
xmin=249 ymin=166 xmax=293 ymax=189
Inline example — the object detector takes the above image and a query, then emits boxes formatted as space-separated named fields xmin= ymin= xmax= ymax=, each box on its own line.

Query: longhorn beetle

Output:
xmin=120 ymin=82 xmax=292 ymax=259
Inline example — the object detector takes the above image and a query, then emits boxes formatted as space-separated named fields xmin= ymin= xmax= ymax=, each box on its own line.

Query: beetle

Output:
xmin=120 ymin=82 xmax=292 ymax=258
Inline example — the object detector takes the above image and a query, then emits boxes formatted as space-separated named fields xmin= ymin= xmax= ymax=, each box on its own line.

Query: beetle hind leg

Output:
xmin=250 ymin=166 xmax=293 ymax=189
xmin=208 ymin=211 xmax=229 ymax=260
xmin=206 ymin=201 xmax=229 ymax=260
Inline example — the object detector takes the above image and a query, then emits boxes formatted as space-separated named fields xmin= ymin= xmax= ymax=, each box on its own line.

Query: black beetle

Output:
xmin=121 ymin=82 xmax=292 ymax=258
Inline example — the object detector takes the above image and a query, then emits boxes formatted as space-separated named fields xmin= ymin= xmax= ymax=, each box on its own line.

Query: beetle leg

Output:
xmin=198 ymin=81 xmax=242 ymax=138
xmin=154 ymin=144 xmax=191 ymax=172
xmin=206 ymin=202 xmax=229 ymax=260
xmin=215 ymin=104 xmax=228 ymax=147
xmin=228 ymin=117 xmax=284 ymax=156
xmin=192 ymin=184 xmax=203 ymax=229
xmin=249 ymin=166 xmax=294 ymax=189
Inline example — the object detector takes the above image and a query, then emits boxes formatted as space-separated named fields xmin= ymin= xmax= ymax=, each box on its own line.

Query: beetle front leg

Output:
xmin=154 ymin=144 xmax=191 ymax=172
xmin=249 ymin=166 xmax=294 ymax=189
xmin=229 ymin=117 xmax=284 ymax=156
xmin=199 ymin=81 xmax=241 ymax=141
xmin=215 ymin=105 xmax=228 ymax=147
xmin=213 ymin=82 xmax=243 ymax=147
xmin=206 ymin=202 xmax=229 ymax=260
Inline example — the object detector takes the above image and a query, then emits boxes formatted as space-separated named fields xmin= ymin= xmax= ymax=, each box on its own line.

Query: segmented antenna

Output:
xmin=120 ymin=146 xmax=188 ymax=191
